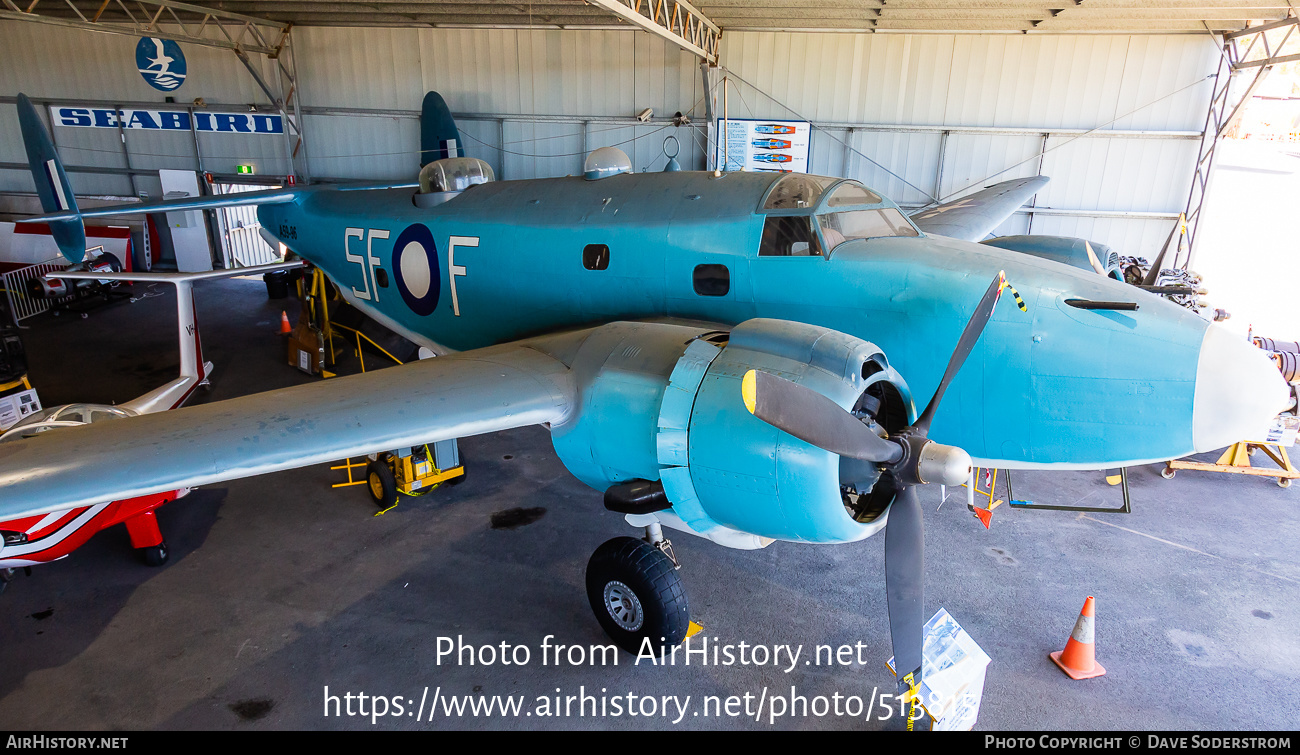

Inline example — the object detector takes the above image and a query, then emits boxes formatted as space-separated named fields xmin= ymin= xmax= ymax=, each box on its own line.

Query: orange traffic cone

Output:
xmin=1050 ymin=596 xmax=1106 ymax=679
xmin=279 ymin=311 xmax=291 ymax=334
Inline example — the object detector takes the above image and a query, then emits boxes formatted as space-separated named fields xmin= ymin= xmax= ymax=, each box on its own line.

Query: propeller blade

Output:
xmin=1141 ymin=216 xmax=1183 ymax=287
xmin=914 ymin=272 xmax=1006 ymax=434
xmin=742 ymin=370 xmax=903 ymax=464
xmin=1084 ymin=241 xmax=1107 ymax=276
xmin=885 ymin=484 xmax=925 ymax=693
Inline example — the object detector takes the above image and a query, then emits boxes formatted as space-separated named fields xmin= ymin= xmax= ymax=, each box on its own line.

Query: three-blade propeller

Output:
xmin=743 ymin=271 xmax=1009 ymax=704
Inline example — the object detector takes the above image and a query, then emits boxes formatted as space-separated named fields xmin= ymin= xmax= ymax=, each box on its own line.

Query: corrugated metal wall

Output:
xmin=0 ymin=23 xmax=1220 ymax=258
xmin=0 ymin=24 xmax=706 ymax=196
xmin=719 ymin=32 xmax=1220 ymax=256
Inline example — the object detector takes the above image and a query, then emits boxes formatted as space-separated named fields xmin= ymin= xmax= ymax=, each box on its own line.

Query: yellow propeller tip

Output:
xmin=741 ymin=370 xmax=757 ymax=414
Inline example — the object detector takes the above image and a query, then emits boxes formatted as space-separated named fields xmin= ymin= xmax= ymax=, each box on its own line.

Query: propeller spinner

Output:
xmin=742 ymin=271 xmax=1010 ymax=711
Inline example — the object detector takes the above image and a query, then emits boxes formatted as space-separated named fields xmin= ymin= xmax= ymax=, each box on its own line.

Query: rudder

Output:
xmin=420 ymin=91 xmax=462 ymax=166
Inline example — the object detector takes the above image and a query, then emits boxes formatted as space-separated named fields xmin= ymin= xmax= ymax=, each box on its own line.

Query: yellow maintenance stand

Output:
xmin=313 ymin=278 xmax=467 ymax=512
xmin=1163 ymin=441 xmax=1298 ymax=488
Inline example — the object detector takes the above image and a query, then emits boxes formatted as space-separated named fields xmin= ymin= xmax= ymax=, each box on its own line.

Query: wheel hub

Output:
xmin=602 ymin=580 xmax=644 ymax=631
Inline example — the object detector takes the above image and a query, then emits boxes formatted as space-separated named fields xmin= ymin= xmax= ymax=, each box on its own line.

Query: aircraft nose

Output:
xmin=1192 ymin=325 xmax=1292 ymax=453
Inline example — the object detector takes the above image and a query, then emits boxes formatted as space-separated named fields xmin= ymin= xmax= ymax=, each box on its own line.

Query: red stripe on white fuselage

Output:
xmin=0 ymin=491 xmax=179 ymax=567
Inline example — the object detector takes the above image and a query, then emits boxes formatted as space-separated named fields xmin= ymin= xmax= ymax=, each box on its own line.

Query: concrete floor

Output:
xmin=0 ymin=277 xmax=1297 ymax=731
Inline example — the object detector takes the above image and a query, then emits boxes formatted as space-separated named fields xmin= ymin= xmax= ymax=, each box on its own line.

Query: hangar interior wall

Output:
xmin=0 ymin=23 xmax=1220 ymax=260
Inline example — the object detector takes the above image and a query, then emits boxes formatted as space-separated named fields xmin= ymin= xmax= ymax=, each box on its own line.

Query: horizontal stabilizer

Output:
xmin=19 ymin=181 xmax=417 ymax=225
xmin=910 ymin=176 xmax=1049 ymax=242
xmin=48 ymin=260 xmax=305 ymax=284
xmin=23 ymin=187 xmax=299 ymax=224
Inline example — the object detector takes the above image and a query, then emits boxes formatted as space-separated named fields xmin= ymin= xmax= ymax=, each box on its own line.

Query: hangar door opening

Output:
xmin=211 ymin=183 xmax=283 ymax=268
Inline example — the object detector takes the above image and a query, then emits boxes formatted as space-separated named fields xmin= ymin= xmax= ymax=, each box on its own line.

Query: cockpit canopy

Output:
xmin=757 ymin=175 xmax=919 ymax=258
xmin=0 ymin=403 xmax=134 ymax=442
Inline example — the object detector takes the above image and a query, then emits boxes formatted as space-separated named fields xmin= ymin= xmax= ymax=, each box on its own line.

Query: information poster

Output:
xmin=715 ymin=118 xmax=811 ymax=173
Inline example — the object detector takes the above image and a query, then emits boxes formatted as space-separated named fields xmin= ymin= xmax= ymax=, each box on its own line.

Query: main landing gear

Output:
xmin=585 ymin=521 xmax=689 ymax=655
xmin=123 ymin=510 xmax=169 ymax=567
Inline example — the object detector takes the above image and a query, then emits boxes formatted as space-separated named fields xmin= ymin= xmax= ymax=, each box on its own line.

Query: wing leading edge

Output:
xmin=0 ymin=341 xmax=576 ymax=521
xmin=909 ymin=176 xmax=1049 ymax=242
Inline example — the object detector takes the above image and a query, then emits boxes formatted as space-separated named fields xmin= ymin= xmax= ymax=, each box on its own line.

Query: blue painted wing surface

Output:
xmin=0 ymin=342 xmax=575 ymax=521
xmin=909 ymin=177 xmax=1049 ymax=241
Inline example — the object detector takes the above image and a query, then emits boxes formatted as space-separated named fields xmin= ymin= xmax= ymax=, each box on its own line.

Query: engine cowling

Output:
xmin=549 ymin=319 xmax=915 ymax=547
xmin=981 ymin=234 xmax=1121 ymax=279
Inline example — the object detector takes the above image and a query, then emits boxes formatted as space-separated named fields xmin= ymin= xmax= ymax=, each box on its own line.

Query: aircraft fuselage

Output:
xmin=260 ymin=170 xmax=1284 ymax=469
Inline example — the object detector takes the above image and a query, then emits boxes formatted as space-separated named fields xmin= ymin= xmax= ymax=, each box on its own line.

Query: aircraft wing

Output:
xmin=0 ymin=340 xmax=575 ymax=521
xmin=908 ymin=176 xmax=1049 ymax=241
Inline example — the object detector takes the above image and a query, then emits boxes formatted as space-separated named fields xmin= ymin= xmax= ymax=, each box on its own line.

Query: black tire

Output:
xmin=585 ymin=536 xmax=689 ymax=655
xmin=367 ymin=459 xmax=397 ymax=508
xmin=140 ymin=542 xmax=169 ymax=567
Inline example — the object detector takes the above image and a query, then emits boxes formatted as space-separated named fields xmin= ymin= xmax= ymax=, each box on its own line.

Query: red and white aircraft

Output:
xmin=0 ymin=261 xmax=300 ymax=578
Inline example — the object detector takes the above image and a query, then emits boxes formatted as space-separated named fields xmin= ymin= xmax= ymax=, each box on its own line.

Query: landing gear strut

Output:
xmin=124 ymin=510 xmax=169 ymax=567
xmin=585 ymin=523 xmax=689 ymax=655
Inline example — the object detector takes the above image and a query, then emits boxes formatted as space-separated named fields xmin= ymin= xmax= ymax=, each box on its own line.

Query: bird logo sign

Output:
xmin=135 ymin=37 xmax=187 ymax=92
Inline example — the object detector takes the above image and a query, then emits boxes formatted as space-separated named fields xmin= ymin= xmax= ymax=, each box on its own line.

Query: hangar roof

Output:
xmin=9 ymin=0 xmax=1299 ymax=35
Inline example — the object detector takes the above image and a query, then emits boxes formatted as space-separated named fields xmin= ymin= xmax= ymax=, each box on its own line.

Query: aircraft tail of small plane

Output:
xmin=47 ymin=262 xmax=303 ymax=413
xmin=17 ymin=93 xmax=86 ymax=263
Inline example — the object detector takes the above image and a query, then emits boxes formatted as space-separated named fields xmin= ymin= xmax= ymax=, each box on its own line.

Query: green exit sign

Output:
xmin=236 ymin=164 xmax=255 ymax=174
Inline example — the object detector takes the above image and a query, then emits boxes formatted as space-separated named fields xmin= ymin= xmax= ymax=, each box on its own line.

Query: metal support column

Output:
xmin=933 ymin=130 xmax=950 ymax=200
xmin=1027 ymin=132 xmax=1049 ymax=235
xmin=700 ymin=62 xmax=718 ymax=171
xmin=1182 ymin=15 xmax=1299 ymax=269
xmin=842 ymin=127 xmax=856 ymax=178
xmin=497 ymin=119 xmax=506 ymax=180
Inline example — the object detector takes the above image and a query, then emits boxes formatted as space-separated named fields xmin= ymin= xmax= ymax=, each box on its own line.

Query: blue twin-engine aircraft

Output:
xmin=1 ymin=92 xmax=1289 ymax=704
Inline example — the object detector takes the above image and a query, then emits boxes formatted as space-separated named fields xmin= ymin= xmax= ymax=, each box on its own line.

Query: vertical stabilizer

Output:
xmin=16 ymin=93 xmax=86 ymax=263
xmin=44 ymin=262 xmax=303 ymax=415
xmin=420 ymin=92 xmax=462 ymax=166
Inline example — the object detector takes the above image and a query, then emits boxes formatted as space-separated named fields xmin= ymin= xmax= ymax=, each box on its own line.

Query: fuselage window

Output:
xmin=759 ymin=216 xmax=824 ymax=257
xmin=583 ymin=243 xmax=610 ymax=271
xmin=693 ymin=264 xmax=730 ymax=296
xmin=816 ymin=208 xmax=919 ymax=252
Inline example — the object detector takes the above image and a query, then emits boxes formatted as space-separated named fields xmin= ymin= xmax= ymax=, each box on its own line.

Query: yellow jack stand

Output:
xmin=966 ymin=467 xmax=1006 ymax=510
xmin=964 ymin=467 xmax=1005 ymax=528
xmin=1164 ymin=441 xmax=1298 ymax=488
xmin=331 ymin=458 xmax=369 ymax=488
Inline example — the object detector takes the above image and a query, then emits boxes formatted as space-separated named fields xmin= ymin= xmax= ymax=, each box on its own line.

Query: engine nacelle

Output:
xmin=981 ymin=235 xmax=1121 ymax=280
xmin=550 ymin=319 xmax=915 ymax=547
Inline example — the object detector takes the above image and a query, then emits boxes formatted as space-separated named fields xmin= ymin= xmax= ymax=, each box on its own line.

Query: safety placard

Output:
xmin=0 ymin=389 xmax=41 ymax=431
xmin=715 ymin=118 xmax=811 ymax=173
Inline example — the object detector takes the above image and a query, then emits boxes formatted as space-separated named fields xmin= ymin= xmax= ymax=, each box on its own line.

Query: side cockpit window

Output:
xmin=759 ymin=215 xmax=823 ymax=257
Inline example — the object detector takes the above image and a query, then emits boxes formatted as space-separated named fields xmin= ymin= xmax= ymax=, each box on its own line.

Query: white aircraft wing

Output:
xmin=0 ymin=340 xmax=575 ymax=521
xmin=909 ymin=176 xmax=1049 ymax=241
